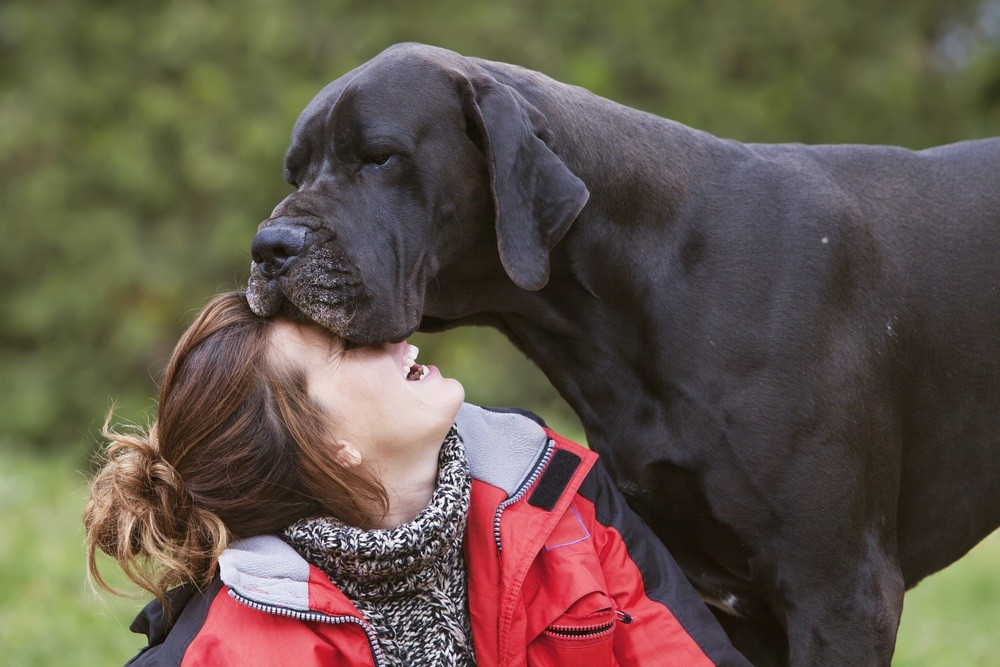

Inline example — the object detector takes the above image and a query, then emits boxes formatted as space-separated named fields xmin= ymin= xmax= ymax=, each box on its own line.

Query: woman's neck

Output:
xmin=373 ymin=436 xmax=444 ymax=529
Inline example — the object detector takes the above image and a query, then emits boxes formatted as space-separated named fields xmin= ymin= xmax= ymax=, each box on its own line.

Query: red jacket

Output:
xmin=127 ymin=406 xmax=747 ymax=666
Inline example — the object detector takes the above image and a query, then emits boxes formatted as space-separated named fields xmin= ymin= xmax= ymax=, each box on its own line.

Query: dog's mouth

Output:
xmin=246 ymin=244 xmax=365 ymax=335
xmin=247 ymin=254 xmax=423 ymax=344
xmin=246 ymin=221 xmax=430 ymax=344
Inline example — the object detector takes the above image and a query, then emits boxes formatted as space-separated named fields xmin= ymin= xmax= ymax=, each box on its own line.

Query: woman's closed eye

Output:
xmin=339 ymin=339 xmax=375 ymax=355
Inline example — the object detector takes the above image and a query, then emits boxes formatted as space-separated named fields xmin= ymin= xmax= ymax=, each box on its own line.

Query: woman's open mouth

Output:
xmin=402 ymin=344 xmax=430 ymax=381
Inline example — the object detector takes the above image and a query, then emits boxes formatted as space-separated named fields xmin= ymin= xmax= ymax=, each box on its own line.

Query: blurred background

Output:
xmin=1 ymin=0 xmax=998 ymax=664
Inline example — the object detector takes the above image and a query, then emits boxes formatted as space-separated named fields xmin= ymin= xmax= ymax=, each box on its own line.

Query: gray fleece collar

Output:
xmin=218 ymin=534 xmax=313 ymax=611
xmin=455 ymin=402 xmax=548 ymax=496
xmin=220 ymin=404 xmax=549 ymax=611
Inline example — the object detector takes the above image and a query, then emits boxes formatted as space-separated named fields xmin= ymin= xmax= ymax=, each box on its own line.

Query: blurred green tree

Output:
xmin=0 ymin=0 xmax=997 ymax=452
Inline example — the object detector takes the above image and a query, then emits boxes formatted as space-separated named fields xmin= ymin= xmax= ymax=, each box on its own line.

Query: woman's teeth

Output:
xmin=402 ymin=344 xmax=429 ymax=381
xmin=407 ymin=365 xmax=429 ymax=381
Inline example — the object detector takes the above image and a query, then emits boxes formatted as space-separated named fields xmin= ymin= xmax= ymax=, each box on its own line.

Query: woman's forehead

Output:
xmin=269 ymin=319 xmax=343 ymax=357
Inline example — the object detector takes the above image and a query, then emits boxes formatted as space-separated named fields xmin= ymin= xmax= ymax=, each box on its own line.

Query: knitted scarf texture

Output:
xmin=283 ymin=426 xmax=476 ymax=666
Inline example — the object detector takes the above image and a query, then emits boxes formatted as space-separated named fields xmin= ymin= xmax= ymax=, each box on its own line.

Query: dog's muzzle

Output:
xmin=246 ymin=217 xmax=364 ymax=332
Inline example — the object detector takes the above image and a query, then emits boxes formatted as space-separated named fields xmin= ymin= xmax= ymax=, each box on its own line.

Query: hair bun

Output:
xmin=108 ymin=428 xmax=191 ymax=516
xmin=85 ymin=417 xmax=228 ymax=599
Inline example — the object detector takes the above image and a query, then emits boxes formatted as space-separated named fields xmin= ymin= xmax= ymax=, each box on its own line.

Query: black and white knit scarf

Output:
xmin=282 ymin=426 xmax=476 ymax=666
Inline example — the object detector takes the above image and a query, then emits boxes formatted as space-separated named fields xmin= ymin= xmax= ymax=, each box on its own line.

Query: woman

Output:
xmin=85 ymin=290 xmax=747 ymax=666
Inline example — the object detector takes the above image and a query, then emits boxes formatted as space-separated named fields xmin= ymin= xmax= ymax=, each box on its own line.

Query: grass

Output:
xmin=893 ymin=531 xmax=1000 ymax=665
xmin=0 ymin=445 xmax=143 ymax=666
xmin=1 ymin=444 xmax=996 ymax=666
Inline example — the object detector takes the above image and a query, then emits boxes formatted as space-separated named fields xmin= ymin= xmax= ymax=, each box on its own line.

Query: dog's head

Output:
xmin=246 ymin=43 xmax=589 ymax=343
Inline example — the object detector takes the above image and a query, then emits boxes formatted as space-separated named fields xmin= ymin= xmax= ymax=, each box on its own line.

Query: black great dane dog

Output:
xmin=247 ymin=43 xmax=1000 ymax=665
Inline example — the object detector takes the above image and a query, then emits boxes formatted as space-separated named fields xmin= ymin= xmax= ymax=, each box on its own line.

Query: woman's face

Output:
xmin=269 ymin=321 xmax=465 ymax=464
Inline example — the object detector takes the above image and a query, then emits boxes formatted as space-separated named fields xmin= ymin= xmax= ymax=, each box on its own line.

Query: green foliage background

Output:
xmin=3 ymin=0 xmax=1000 ymax=450
xmin=0 ymin=0 xmax=998 ymax=664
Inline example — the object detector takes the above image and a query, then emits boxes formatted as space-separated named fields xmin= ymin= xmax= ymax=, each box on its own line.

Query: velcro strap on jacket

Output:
xmin=528 ymin=449 xmax=581 ymax=511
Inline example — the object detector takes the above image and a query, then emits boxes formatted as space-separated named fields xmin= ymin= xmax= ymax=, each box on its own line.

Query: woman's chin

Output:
xmin=440 ymin=375 xmax=466 ymax=413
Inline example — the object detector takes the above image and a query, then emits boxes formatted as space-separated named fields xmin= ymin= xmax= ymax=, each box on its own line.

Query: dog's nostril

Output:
xmin=251 ymin=223 xmax=308 ymax=277
xmin=252 ymin=246 xmax=289 ymax=264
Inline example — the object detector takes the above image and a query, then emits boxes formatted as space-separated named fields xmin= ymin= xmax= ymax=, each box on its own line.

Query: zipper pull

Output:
xmin=615 ymin=609 xmax=633 ymax=624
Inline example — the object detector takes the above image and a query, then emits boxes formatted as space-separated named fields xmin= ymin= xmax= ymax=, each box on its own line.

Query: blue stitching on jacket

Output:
xmin=543 ymin=505 xmax=591 ymax=551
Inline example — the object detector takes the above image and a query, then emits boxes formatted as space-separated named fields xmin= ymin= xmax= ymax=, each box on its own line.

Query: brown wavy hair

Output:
xmin=84 ymin=290 xmax=388 ymax=602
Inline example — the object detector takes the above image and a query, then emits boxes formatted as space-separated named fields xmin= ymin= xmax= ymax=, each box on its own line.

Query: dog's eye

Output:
xmin=362 ymin=153 xmax=393 ymax=168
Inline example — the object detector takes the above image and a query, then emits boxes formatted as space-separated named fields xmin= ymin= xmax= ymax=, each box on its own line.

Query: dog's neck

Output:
xmin=422 ymin=212 xmax=688 ymax=456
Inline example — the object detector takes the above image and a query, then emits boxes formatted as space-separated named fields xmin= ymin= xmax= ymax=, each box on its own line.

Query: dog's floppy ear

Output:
xmin=460 ymin=75 xmax=589 ymax=291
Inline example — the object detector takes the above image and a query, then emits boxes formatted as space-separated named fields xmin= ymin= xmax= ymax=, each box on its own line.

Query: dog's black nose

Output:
xmin=251 ymin=223 xmax=307 ymax=278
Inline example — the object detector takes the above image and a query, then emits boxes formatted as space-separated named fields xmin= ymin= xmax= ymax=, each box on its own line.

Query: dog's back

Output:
xmin=737 ymin=136 xmax=1000 ymax=585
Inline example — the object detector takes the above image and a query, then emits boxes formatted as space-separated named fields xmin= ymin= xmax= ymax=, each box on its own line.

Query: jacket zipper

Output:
xmin=493 ymin=438 xmax=556 ymax=554
xmin=545 ymin=609 xmax=633 ymax=638
xmin=545 ymin=620 xmax=615 ymax=638
xmin=228 ymin=588 xmax=386 ymax=666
